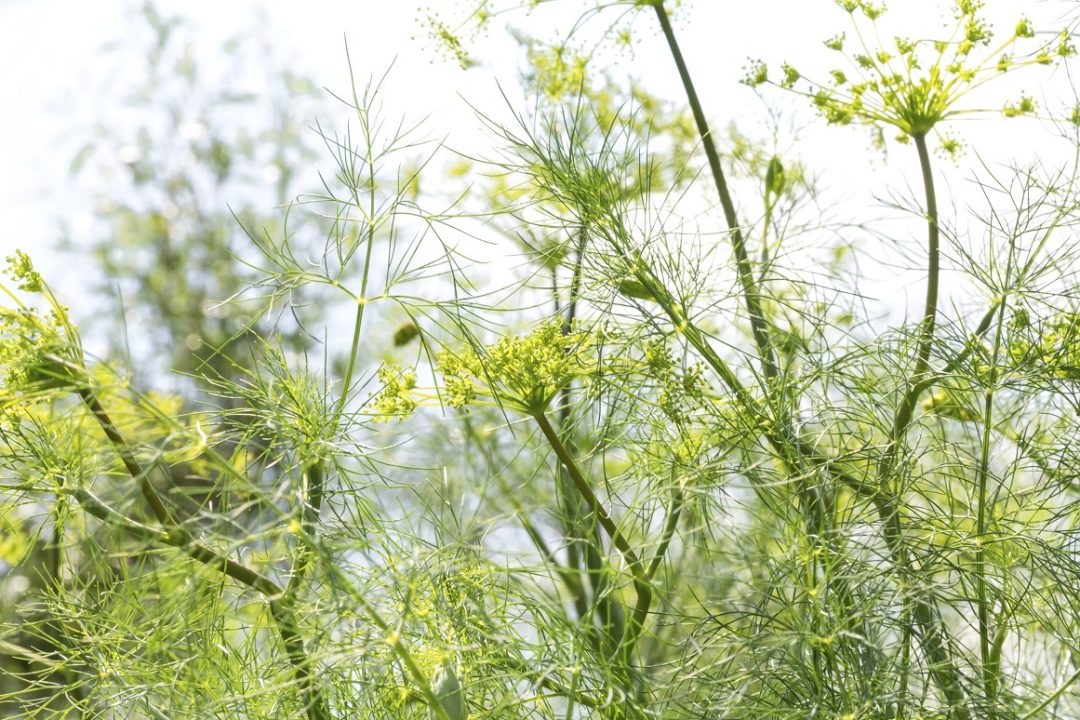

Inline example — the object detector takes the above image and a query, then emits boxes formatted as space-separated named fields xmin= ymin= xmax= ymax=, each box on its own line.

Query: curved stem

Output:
xmin=650 ymin=0 xmax=777 ymax=382
xmin=646 ymin=485 xmax=684 ymax=582
xmin=975 ymin=298 xmax=1009 ymax=703
xmin=532 ymin=413 xmax=643 ymax=572
xmin=532 ymin=411 xmax=652 ymax=654
xmin=1020 ymin=665 xmax=1080 ymax=720
xmin=873 ymin=132 xmax=970 ymax=719
xmin=911 ymin=132 xmax=941 ymax=386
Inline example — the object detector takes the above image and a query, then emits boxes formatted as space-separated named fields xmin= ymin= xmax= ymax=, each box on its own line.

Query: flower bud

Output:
xmin=429 ymin=660 xmax=465 ymax=720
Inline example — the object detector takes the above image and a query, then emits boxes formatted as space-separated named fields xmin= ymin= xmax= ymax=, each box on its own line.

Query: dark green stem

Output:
xmin=650 ymin=0 xmax=778 ymax=382
xmin=975 ymin=299 xmax=1008 ymax=703
xmin=873 ymin=132 xmax=970 ymax=720
xmin=885 ymin=132 xmax=945 ymax=453
xmin=911 ymin=132 xmax=940 ymax=384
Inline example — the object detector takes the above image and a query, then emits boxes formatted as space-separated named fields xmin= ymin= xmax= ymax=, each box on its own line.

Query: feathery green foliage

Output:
xmin=4 ymin=1 xmax=1080 ymax=719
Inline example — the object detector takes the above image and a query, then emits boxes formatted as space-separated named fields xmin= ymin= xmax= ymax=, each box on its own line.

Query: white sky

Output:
xmin=1 ymin=0 xmax=1076 ymax=328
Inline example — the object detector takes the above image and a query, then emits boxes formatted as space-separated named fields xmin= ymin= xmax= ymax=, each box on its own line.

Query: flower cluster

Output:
xmin=744 ymin=0 xmax=1074 ymax=152
xmin=644 ymin=338 xmax=706 ymax=425
xmin=438 ymin=321 xmax=590 ymax=414
xmin=1007 ymin=310 xmax=1080 ymax=382
xmin=1 ymin=253 xmax=85 ymax=420
xmin=371 ymin=366 xmax=417 ymax=421
xmin=424 ymin=14 xmax=476 ymax=70
xmin=5 ymin=250 xmax=43 ymax=293
xmin=0 ymin=306 xmax=77 ymax=399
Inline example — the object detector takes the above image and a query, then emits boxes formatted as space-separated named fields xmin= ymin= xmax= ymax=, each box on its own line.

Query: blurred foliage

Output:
xmin=62 ymin=2 xmax=325 ymax=391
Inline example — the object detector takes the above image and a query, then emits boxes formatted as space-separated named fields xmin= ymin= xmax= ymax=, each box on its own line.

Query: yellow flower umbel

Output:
xmin=1007 ymin=310 xmax=1080 ymax=382
xmin=1 ymin=251 xmax=84 ymax=408
xmin=371 ymin=366 xmax=417 ymax=421
xmin=438 ymin=320 xmax=590 ymax=415
xmin=746 ymin=0 xmax=1074 ymax=152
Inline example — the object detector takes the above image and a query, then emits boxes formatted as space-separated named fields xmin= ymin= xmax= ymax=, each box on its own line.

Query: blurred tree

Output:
xmin=62 ymin=2 xmax=325 ymax=393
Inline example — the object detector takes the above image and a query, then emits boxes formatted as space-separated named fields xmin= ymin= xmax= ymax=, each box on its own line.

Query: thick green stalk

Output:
xmin=886 ymin=132 xmax=944 ymax=446
xmin=911 ymin=133 xmax=940 ymax=384
xmin=986 ymin=606 xmax=1008 ymax=703
xmin=650 ymin=0 xmax=778 ymax=382
xmin=533 ymin=412 xmax=643 ymax=571
xmin=975 ymin=299 xmax=1008 ymax=703
xmin=874 ymin=131 xmax=971 ymax=720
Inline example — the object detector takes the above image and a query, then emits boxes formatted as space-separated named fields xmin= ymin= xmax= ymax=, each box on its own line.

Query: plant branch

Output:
xmin=646 ymin=486 xmax=683 ymax=582
xmin=650 ymin=0 xmax=777 ymax=382
xmin=869 ymin=131 xmax=971 ymax=720
xmin=77 ymin=388 xmax=330 ymax=720
xmin=975 ymin=297 xmax=1009 ymax=703
xmin=532 ymin=410 xmax=652 ymax=654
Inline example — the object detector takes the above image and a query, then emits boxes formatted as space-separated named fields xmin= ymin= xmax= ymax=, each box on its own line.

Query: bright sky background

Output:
xmin=1 ymin=0 xmax=1075 ymax=330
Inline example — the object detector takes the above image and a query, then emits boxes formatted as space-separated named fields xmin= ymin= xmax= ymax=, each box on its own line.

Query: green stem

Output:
xmin=615 ymin=242 xmax=970 ymax=712
xmin=462 ymin=414 xmax=593 ymax=630
xmin=595 ymin=137 xmax=977 ymax=715
xmin=975 ymin=299 xmax=1008 ymax=703
xmin=1020 ymin=665 xmax=1080 ymax=720
xmin=79 ymin=390 xmax=176 ymax=527
xmin=873 ymin=132 xmax=971 ymax=720
xmin=334 ymin=303 xmax=366 ymax=422
xmin=986 ymin=602 xmax=1009 ymax=703
xmin=650 ymin=0 xmax=778 ymax=382
xmin=898 ymin=610 xmax=912 ymax=720
xmin=555 ymin=232 xmax=607 ymax=627
xmin=285 ymin=460 xmax=325 ymax=598
xmin=645 ymin=485 xmax=684 ymax=582
xmin=532 ymin=413 xmax=643 ymax=573
xmin=883 ymin=134 xmax=948 ymax=452
xmin=532 ymin=411 xmax=652 ymax=655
